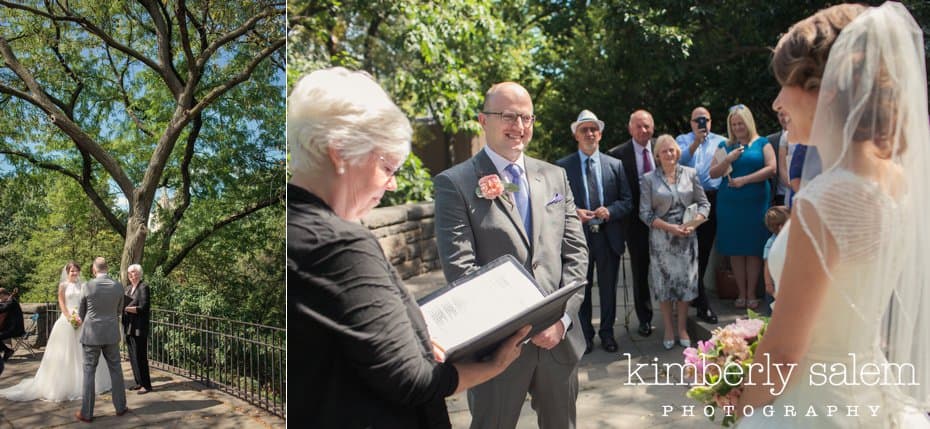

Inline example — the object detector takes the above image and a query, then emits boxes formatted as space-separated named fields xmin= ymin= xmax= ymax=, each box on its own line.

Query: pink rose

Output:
xmin=714 ymin=387 xmax=743 ymax=408
xmin=477 ymin=175 xmax=505 ymax=199
xmin=731 ymin=318 xmax=765 ymax=340
xmin=698 ymin=339 xmax=716 ymax=354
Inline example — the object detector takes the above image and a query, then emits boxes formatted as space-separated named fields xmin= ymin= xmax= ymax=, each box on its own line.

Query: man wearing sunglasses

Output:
xmin=675 ymin=106 xmax=726 ymax=324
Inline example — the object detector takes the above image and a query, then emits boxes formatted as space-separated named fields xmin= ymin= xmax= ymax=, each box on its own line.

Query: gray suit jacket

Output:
xmin=79 ymin=274 xmax=125 ymax=346
xmin=434 ymin=149 xmax=589 ymax=362
xmin=639 ymin=165 xmax=710 ymax=226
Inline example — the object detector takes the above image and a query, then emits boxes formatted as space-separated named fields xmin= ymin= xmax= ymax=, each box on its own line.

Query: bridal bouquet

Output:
xmin=683 ymin=310 xmax=769 ymax=427
xmin=68 ymin=308 xmax=81 ymax=329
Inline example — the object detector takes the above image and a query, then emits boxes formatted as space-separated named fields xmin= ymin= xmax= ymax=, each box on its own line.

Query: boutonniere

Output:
xmin=476 ymin=174 xmax=519 ymax=200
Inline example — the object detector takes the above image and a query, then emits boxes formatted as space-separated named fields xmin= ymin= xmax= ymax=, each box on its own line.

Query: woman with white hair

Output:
xmin=287 ymin=67 xmax=528 ymax=428
xmin=123 ymin=263 xmax=152 ymax=394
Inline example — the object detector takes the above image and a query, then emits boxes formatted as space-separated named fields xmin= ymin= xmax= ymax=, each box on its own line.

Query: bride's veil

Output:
xmin=798 ymin=2 xmax=930 ymax=408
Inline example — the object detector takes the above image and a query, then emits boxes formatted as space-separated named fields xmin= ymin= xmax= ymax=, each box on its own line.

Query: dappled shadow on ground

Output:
xmin=131 ymin=398 xmax=223 ymax=415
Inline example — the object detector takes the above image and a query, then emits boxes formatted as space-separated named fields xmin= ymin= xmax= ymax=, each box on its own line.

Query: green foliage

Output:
xmin=0 ymin=172 xmax=45 ymax=293
xmin=379 ymin=153 xmax=434 ymax=207
xmin=149 ymin=202 xmax=285 ymax=327
xmin=0 ymin=2 xmax=285 ymax=326
xmin=17 ymin=175 xmax=123 ymax=303
xmin=289 ymin=0 xmax=930 ymax=171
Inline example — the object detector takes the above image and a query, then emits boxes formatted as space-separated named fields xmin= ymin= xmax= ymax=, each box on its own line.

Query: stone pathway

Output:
xmin=0 ymin=351 xmax=284 ymax=429
xmin=404 ymin=257 xmax=754 ymax=428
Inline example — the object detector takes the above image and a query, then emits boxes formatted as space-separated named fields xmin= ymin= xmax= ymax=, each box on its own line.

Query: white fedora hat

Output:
xmin=570 ymin=109 xmax=605 ymax=134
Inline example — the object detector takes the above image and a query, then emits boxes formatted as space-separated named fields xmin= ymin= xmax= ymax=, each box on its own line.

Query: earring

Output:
xmin=337 ymin=166 xmax=345 ymax=175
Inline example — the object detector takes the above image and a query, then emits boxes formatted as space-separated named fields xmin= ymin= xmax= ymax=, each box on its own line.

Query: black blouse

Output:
xmin=287 ymin=184 xmax=457 ymax=428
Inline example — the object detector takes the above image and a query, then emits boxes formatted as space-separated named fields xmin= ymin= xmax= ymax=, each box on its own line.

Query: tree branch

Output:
xmin=49 ymin=18 xmax=83 ymax=117
xmin=161 ymin=191 xmax=284 ymax=275
xmin=197 ymin=7 xmax=280 ymax=70
xmin=154 ymin=114 xmax=200 ymax=268
xmin=0 ymin=36 xmax=135 ymax=197
xmin=187 ymin=38 xmax=284 ymax=119
xmin=0 ymin=149 xmax=126 ymax=236
xmin=138 ymin=0 xmax=185 ymax=96
xmin=105 ymin=45 xmax=154 ymax=137
xmin=0 ymin=1 xmax=167 ymax=78
xmin=174 ymin=0 xmax=197 ymax=79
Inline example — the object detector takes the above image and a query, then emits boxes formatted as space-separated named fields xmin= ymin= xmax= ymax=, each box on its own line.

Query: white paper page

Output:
xmin=421 ymin=262 xmax=544 ymax=351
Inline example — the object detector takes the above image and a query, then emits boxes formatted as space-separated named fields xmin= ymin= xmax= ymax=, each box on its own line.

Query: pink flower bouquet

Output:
xmin=683 ymin=310 xmax=769 ymax=427
xmin=475 ymin=174 xmax=518 ymax=200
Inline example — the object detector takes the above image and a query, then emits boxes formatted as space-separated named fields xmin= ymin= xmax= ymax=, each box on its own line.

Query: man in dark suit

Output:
xmin=556 ymin=110 xmax=632 ymax=354
xmin=606 ymin=109 xmax=656 ymax=337
xmin=434 ymin=82 xmax=588 ymax=429
xmin=123 ymin=263 xmax=152 ymax=394
xmin=0 ymin=287 xmax=25 ymax=362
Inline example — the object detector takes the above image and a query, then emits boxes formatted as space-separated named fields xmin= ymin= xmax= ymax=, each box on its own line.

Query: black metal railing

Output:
xmin=45 ymin=305 xmax=285 ymax=418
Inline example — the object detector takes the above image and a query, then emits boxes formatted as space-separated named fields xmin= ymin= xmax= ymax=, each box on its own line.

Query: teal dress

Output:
xmin=715 ymin=137 xmax=770 ymax=256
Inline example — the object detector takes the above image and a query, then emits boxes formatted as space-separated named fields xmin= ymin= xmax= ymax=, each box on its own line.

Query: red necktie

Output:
xmin=642 ymin=146 xmax=652 ymax=174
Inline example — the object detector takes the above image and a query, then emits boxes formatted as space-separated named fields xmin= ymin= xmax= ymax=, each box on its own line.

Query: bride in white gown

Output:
xmin=737 ymin=3 xmax=930 ymax=428
xmin=0 ymin=262 xmax=111 ymax=401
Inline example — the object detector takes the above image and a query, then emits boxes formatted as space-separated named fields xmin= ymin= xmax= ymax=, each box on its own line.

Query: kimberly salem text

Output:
xmin=661 ymin=404 xmax=882 ymax=419
xmin=621 ymin=353 xmax=918 ymax=396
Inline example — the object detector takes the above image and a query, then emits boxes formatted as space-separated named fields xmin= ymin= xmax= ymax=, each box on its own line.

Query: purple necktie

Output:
xmin=641 ymin=146 xmax=652 ymax=174
xmin=504 ymin=163 xmax=532 ymax=238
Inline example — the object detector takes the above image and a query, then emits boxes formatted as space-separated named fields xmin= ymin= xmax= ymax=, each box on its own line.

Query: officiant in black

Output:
xmin=123 ymin=264 xmax=152 ymax=394
xmin=0 ymin=287 xmax=24 ymax=362
xmin=286 ymin=68 xmax=530 ymax=428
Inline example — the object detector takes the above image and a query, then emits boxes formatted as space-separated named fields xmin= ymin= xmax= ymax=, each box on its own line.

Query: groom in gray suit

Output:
xmin=434 ymin=82 xmax=588 ymax=429
xmin=76 ymin=257 xmax=128 ymax=423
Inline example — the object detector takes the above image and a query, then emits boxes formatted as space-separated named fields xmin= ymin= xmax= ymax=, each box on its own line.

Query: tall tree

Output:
xmin=0 ymin=1 xmax=285 ymax=278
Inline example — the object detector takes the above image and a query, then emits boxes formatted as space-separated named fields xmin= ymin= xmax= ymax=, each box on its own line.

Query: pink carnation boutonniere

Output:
xmin=476 ymin=174 xmax=518 ymax=200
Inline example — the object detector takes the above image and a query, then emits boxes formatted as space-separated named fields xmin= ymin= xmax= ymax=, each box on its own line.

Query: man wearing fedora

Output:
xmin=557 ymin=110 xmax=632 ymax=354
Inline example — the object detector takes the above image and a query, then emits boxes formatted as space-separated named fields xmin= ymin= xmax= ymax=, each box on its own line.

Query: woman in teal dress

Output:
xmin=709 ymin=105 xmax=775 ymax=309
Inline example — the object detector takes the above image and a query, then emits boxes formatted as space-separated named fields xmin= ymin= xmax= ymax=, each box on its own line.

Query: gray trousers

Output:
xmin=467 ymin=345 xmax=579 ymax=429
xmin=81 ymin=342 xmax=126 ymax=418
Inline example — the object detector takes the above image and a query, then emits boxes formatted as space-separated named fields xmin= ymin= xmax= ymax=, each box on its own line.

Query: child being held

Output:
xmin=763 ymin=206 xmax=790 ymax=301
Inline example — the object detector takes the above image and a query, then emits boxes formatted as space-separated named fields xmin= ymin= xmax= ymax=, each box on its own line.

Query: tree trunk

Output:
xmin=120 ymin=211 xmax=149 ymax=285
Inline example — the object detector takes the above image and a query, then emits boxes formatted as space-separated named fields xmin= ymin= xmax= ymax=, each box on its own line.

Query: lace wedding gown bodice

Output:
xmin=63 ymin=281 xmax=83 ymax=312
xmin=0 ymin=281 xmax=112 ymax=402
xmin=740 ymin=171 xmax=928 ymax=428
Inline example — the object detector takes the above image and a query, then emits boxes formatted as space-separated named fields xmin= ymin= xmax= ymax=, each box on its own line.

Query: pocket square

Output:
xmin=546 ymin=193 xmax=564 ymax=206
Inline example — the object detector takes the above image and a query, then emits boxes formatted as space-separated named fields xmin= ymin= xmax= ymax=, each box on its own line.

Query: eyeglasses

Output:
xmin=577 ymin=125 xmax=600 ymax=134
xmin=378 ymin=155 xmax=403 ymax=178
xmin=482 ymin=111 xmax=535 ymax=127
xmin=728 ymin=104 xmax=747 ymax=113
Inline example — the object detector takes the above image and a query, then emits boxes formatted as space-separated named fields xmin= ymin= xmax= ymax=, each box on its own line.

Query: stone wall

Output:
xmin=362 ymin=201 xmax=440 ymax=280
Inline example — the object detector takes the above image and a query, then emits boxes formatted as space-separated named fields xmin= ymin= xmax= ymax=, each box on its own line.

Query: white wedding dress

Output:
xmin=0 ymin=281 xmax=112 ymax=402
xmin=739 ymin=171 xmax=929 ymax=428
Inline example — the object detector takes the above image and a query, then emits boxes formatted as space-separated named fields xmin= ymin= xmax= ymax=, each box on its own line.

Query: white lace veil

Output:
xmin=797 ymin=2 xmax=930 ymax=408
